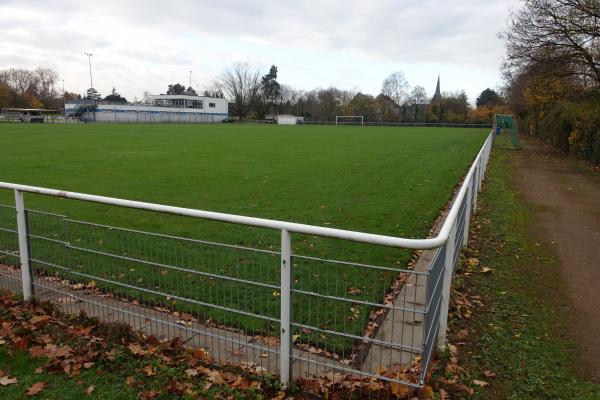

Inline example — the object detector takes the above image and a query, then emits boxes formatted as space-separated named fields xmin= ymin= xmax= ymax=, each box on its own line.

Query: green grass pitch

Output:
xmin=0 ymin=123 xmax=488 ymax=351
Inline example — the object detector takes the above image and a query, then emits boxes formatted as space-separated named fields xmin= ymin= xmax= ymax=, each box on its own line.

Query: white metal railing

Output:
xmin=0 ymin=130 xmax=493 ymax=387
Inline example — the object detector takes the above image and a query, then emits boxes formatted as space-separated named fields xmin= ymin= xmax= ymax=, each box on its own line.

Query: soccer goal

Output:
xmin=335 ymin=115 xmax=364 ymax=126
xmin=494 ymin=114 xmax=521 ymax=149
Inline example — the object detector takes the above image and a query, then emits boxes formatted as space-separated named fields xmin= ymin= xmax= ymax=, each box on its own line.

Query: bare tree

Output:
xmin=34 ymin=68 xmax=58 ymax=104
xmin=381 ymin=71 xmax=410 ymax=120
xmin=276 ymin=84 xmax=298 ymax=113
xmin=218 ymin=63 xmax=262 ymax=118
xmin=502 ymin=0 xmax=600 ymax=86
xmin=0 ymin=67 xmax=59 ymax=108
xmin=0 ymin=68 xmax=37 ymax=96
xmin=408 ymin=85 xmax=428 ymax=121
xmin=202 ymin=83 xmax=225 ymax=99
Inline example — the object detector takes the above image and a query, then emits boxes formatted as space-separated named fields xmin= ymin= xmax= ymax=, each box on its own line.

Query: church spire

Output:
xmin=434 ymin=75 xmax=441 ymax=98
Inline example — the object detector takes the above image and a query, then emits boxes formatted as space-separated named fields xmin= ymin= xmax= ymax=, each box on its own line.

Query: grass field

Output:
xmin=0 ymin=123 xmax=488 ymax=351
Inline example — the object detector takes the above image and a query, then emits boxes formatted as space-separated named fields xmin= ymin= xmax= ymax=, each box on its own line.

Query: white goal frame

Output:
xmin=335 ymin=115 xmax=364 ymax=126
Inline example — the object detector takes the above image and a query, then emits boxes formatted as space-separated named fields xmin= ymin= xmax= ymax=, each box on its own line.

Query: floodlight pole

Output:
xmin=84 ymin=52 xmax=93 ymax=88
xmin=189 ymin=71 xmax=192 ymax=89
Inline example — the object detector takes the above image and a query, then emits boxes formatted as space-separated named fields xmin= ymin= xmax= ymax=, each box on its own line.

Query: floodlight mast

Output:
xmin=84 ymin=52 xmax=93 ymax=88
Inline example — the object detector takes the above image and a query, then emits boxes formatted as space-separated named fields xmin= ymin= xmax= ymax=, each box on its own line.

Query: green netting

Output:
xmin=494 ymin=114 xmax=521 ymax=149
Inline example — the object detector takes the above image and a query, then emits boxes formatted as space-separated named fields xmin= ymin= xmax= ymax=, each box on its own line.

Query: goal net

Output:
xmin=494 ymin=114 xmax=521 ymax=149
xmin=335 ymin=115 xmax=364 ymax=126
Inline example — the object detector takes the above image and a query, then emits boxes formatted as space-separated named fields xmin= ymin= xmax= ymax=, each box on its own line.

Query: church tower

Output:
xmin=431 ymin=75 xmax=442 ymax=121
xmin=433 ymin=75 xmax=441 ymax=100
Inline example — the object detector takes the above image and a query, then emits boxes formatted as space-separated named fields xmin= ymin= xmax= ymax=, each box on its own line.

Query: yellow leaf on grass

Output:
xmin=473 ymin=379 xmax=489 ymax=387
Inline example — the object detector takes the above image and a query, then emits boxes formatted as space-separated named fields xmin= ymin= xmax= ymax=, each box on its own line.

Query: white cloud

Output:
xmin=0 ymin=0 xmax=520 ymax=102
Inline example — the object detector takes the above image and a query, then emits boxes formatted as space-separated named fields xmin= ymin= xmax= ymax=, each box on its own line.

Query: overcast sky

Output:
xmin=0 ymin=0 xmax=520 ymax=103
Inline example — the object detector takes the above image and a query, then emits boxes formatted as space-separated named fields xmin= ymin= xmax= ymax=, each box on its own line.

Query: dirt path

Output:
xmin=509 ymin=139 xmax=600 ymax=382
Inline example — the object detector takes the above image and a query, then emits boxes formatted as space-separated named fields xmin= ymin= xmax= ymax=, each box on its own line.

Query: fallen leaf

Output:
xmin=473 ymin=379 xmax=489 ymax=387
xmin=26 ymin=381 xmax=47 ymax=396
xmin=439 ymin=388 xmax=448 ymax=400
xmin=422 ymin=385 xmax=434 ymax=397
xmin=29 ymin=315 xmax=50 ymax=327
xmin=481 ymin=267 xmax=493 ymax=274
xmin=143 ymin=364 xmax=155 ymax=376
xmin=466 ymin=258 xmax=480 ymax=267
xmin=207 ymin=370 xmax=225 ymax=385
xmin=0 ymin=376 xmax=18 ymax=385
xmin=447 ymin=343 xmax=458 ymax=355
xmin=483 ymin=370 xmax=497 ymax=378
xmin=347 ymin=287 xmax=361 ymax=295
xmin=86 ymin=385 xmax=95 ymax=395
xmin=138 ymin=390 xmax=160 ymax=399
xmin=389 ymin=381 xmax=412 ymax=397
xmin=52 ymin=345 xmax=74 ymax=358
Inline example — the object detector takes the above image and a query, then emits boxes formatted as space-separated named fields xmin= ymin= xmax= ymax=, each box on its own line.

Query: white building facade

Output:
xmin=65 ymin=94 xmax=228 ymax=123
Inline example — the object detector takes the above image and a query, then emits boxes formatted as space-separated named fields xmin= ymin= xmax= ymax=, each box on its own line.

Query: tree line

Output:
xmin=502 ymin=0 xmax=600 ymax=164
xmin=0 ymin=68 xmax=67 ymax=109
xmin=1 ymin=65 xmax=505 ymax=125
xmin=213 ymin=63 xmax=503 ymax=124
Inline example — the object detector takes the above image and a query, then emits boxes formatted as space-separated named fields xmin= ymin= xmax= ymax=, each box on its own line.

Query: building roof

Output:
xmin=148 ymin=94 xmax=224 ymax=101
xmin=2 ymin=108 xmax=61 ymax=113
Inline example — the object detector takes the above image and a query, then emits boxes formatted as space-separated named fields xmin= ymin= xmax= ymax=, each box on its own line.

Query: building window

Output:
xmin=209 ymin=102 xmax=216 ymax=108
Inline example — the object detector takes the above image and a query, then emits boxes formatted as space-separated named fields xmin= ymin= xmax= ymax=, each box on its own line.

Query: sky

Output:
xmin=0 ymin=0 xmax=521 ymax=103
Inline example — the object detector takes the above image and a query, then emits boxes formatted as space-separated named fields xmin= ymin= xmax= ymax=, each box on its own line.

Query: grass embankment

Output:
xmin=0 ymin=124 xmax=487 ymax=352
xmin=434 ymin=139 xmax=600 ymax=398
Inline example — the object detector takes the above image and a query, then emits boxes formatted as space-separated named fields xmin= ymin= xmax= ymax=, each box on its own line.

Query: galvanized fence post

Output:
xmin=471 ymin=166 xmax=478 ymax=213
xmin=280 ymin=229 xmax=292 ymax=386
xmin=463 ymin=180 xmax=473 ymax=247
xmin=14 ymin=189 xmax=33 ymax=301
xmin=436 ymin=220 xmax=457 ymax=352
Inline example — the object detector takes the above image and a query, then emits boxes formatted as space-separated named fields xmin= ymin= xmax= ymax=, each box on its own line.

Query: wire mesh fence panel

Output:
xmin=21 ymin=208 xmax=284 ymax=374
xmin=290 ymin=252 xmax=429 ymax=389
xmin=0 ymin=204 xmax=21 ymax=294
xmin=423 ymin=246 xmax=445 ymax=375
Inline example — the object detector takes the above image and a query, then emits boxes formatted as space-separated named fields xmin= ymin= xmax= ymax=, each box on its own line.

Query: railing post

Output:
xmin=480 ymin=158 xmax=484 ymax=190
xmin=463 ymin=181 xmax=472 ymax=246
xmin=472 ymin=166 xmax=479 ymax=213
xmin=280 ymin=229 xmax=292 ymax=386
xmin=436 ymin=220 xmax=457 ymax=352
xmin=14 ymin=189 xmax=33 ymax=301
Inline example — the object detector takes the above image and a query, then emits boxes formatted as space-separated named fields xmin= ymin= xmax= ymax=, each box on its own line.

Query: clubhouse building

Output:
xmin=65 ymin=94 xmax=228 ymax=123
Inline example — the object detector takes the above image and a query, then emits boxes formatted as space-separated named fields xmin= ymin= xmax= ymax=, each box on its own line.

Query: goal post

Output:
xmin=335 ymin=115 xmax=364 ymax=126
xmin=494 ymin=114 xmax=521 ymax=149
